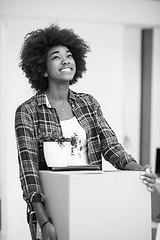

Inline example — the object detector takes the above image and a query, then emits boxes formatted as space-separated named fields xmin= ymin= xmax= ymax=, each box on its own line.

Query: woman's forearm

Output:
xmin=124 ymin=161 xmax=143 ymax=171
xmin=32 ymin=202 xmax=49 ymax=227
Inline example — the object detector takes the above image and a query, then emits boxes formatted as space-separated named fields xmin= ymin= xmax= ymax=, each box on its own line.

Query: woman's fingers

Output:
xmin=140 ymin=166 xmax=157 ymax=192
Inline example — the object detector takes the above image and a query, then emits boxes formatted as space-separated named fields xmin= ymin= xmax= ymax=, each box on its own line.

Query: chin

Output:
xmin=59 ymin=78 xmax=73 ymax=84
xmin=63 ymin=76 xmax=74 ymax=82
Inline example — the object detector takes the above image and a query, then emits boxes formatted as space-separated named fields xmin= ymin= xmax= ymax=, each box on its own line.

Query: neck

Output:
xmin=46 ymin=82 xmax=69 ymax=101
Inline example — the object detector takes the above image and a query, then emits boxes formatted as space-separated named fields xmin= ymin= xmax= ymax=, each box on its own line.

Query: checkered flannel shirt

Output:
xmin=15 ymin=89 xmax=135 ymax=222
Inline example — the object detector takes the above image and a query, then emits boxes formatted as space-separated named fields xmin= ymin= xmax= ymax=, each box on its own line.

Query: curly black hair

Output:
xmin=19 ymin=24 xmax=90 ymax=91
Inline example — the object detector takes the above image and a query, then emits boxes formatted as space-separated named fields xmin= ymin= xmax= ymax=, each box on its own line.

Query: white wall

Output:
xmin=123 ymin=27 xmax=141 ymax=162
xmin=0 ymin=0 xmax=160 ymax=26
xmin=0 ymin=1 xmax=160 ymax=240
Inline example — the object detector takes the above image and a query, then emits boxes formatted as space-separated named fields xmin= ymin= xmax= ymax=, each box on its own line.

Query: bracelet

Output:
xmin=40 ymin=220 xmax=50 ymax=229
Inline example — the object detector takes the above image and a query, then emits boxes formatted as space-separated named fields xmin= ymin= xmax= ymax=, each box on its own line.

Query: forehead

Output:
xmin=47 ymin=45 xmax=70 ymax=56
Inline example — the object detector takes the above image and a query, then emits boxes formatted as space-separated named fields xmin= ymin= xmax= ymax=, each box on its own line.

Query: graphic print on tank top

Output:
xmin=60 ymin=117 xmax=88 ymax=166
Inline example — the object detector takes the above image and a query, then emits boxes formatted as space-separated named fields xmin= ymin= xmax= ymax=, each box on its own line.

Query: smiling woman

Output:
xmin=19 ymin=24 xmax=89 ymax=91
xmin=46 ymin=45 xmax=76 ymax=84
xmin=15 ymin=23 xmax=157 ymax=240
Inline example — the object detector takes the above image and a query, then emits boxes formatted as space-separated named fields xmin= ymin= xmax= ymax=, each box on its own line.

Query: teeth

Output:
xmin=60 ymin=68 xmax=71 ymax=72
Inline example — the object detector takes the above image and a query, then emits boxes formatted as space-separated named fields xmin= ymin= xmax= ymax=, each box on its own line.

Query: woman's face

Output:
xmin=46 ymin=45 xmax=76 ymax=83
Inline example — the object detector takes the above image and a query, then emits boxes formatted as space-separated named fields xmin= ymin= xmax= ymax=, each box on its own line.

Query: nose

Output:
xmin=62 ymin=57 xmax=69 ymax=65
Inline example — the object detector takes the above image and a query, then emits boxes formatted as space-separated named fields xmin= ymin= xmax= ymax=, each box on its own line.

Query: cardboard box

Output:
xmin=40 ymin=170 xmax=151 ymax=240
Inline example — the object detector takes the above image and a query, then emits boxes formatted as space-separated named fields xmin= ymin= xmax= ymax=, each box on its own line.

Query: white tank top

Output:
xmin=60 ymin=117 xmax=88 ymax=166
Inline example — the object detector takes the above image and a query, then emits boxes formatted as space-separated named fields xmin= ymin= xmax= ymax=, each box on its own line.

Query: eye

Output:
xmin=67 ymin=53 xmax=73 ymax=59
xmin=51 ymin=55 xmax=60 ymax=60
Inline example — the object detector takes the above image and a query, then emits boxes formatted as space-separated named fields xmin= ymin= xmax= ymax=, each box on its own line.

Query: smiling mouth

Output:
xmin=60 ymin=67 xmax=72 ymax=72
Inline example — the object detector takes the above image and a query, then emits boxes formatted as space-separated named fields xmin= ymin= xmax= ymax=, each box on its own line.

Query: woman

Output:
xmin=15 ymin=24 xmax=157 ymax=240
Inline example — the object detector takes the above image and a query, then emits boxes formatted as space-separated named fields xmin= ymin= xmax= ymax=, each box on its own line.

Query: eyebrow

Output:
xmin=49 ymin=50 xmax=71 ymax=57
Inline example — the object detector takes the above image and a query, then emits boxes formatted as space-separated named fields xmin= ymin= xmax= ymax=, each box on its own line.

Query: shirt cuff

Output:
xmin=30 ymin=192 xmax=45 ymax=202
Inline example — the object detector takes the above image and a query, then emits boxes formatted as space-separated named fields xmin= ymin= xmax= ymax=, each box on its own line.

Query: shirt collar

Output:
xmin=36 ymin=91 xmax=46 ymax=106
xmin=36 ymin=89 xmax=77 ymax=108
xmin=45 ymin=94 xmax=52 ymax=108
xmin=68 ymin=89 xmax=76 ymax=101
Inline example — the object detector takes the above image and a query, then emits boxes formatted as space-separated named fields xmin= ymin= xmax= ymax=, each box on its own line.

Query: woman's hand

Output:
xmin=32 ymin=202 xmax=57 ymax=240
xmin=140 ymin=165 xmax=157 ymax=192
xmin=124 ymin=162 xmax=157 ymax=192
xmin=41 ymin=221 xmax=57 ymax=240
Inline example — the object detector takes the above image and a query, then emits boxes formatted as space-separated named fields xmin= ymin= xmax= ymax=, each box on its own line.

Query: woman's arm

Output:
xmin=32 ymin=202 xmax=49 ymax=227
xmin=94 ymin=102 xmax=136 ymax=169
xmin=32 ymin=202 xmax=57 ymax=240
xmin=90 ymin=96 xmax=157 ymax=191
xmin=124 ymin=161 xmax=142 ymax=171
xmin=15 ymin=104 xmax=43 ymax=202
xmin=15 ymin=104 xmax=57 ymax=239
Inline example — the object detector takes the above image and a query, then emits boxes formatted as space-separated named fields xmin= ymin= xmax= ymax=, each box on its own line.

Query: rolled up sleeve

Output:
xmin=15 ymin=105 xmax=44 ymax=204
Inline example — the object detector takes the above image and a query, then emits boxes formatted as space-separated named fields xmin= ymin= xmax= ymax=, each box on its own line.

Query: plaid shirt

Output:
xmin=15 ymin=89 xmax=135 ymax=230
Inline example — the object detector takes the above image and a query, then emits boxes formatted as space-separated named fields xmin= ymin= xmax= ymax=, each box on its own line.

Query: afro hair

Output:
xmin=19 ymin=24 xmax=90 ymax=91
